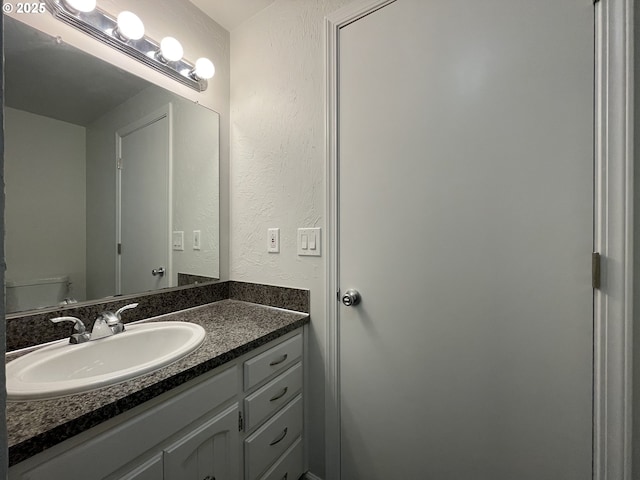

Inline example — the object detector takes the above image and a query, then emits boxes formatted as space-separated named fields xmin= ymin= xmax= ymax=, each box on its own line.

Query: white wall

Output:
xmin=86 ymin=86 xmax=220 ymax=298
xmin=4 ymin=107 xmax=87 ymax=302
xmin=7 ymin=0 xmax=231 ymax=282
xmin=230 ymin=1 xmax=357 ymax=476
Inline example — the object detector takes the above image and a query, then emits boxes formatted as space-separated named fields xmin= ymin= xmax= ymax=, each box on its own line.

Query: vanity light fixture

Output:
xmin=192 ymin=58 xmax=215 ymax=80
xmin=43 ymin=0 xmax=215 ymax=91
xmin=61 ymin=0 xmax=95 ymax=13
xmin=158 ymin=37 xmax=184 ymax=63
xmin=114 ymin=11 xmax=145 ymax=42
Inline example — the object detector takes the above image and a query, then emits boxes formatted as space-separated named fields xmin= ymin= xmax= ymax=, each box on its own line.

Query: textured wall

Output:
xmin=7 ymin=0 xmax=231 ymax=282
xmin=5 ymin=108 xmax=87 ymax=303
xmin=230 ymin=1 xmax=356 ymax=476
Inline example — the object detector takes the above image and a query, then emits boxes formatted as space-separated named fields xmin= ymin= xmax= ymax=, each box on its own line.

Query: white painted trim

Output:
xmin=115 ymin=104 xmax=173 ymax=294
xmin=593 ymin=0 xmax=634 ymax=479
xmin=324 ymin=2 xmax=396 ymax=480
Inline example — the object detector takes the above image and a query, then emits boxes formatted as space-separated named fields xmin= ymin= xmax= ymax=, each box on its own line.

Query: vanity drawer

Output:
xmin=244 ymin=334 xmax=302 ymax=390
xmin=244 ymin=395 xmax=303 ymax=480
xmin=258 ymin=437 xmax=303 ymax=480
xmin=245 ymin=363 xmax=302 ymax=430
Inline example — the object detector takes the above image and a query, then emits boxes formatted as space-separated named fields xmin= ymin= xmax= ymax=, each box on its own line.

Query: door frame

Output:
xmin=115 ymin=104 xmax=173 ymax=295
xmin=324 ymin=1 xmax=634 ymax=479
xmin=593 ymin=0 xmax=634 ymax=479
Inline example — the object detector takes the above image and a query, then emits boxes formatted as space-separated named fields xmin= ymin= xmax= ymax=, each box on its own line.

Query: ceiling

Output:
xmin=4 ymin=17 xmax=150 ymax=126
xmin=189 ymin=0 xmax=275 ymax=31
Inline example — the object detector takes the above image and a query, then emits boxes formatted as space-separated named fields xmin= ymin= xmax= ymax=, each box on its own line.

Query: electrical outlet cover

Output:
xmin=268 ymin=228 xmax=280 ymax=253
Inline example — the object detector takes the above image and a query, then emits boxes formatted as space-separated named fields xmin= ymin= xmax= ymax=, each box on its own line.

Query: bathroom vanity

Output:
xmin=6 ymin=300 xmax=308 ymax=480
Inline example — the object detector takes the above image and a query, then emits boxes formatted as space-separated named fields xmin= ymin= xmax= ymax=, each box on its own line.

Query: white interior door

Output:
xmin=337 ymin=1 xmax=594 ymax=479
xmin=117 ymin=108 xmax=171 ymax=295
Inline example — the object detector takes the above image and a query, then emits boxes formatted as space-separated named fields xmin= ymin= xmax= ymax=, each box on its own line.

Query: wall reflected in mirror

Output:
xmin=4 ymin=16 xmax=220 ymax=314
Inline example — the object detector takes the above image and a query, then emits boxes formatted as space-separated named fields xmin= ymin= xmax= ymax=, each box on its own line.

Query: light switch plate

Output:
xmin=297 ymin=228 xmax=321 ymax=256
xmin=172 ymin=231 xmax=184 ymax=251
xmin=193 ymin=230 xmax=201 ymax=250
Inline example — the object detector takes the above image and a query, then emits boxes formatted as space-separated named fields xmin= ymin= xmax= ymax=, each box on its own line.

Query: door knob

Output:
xmin=151 ymin=267 xmax=165 ymax=277
xmin=342 ymin=289 xmax=361 ymax=307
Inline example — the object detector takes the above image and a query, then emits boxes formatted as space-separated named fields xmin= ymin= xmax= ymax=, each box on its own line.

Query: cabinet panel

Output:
xmin=245 ymin=395 xmax=303 ymax=480
xmin=258 ymin=438 xmax=303 ymax=480
xmin=114 ymin=453 xmax=163 ymax=480
xmin=163 ymin=403 xmax=239 ymax=480
xmin=245 ymin=363 xmax=302 ymax=430
xmin=244 ymin=335 xmax=302 ymax=390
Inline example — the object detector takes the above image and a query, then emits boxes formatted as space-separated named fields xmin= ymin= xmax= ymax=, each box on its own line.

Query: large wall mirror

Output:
xmin=4 ymin=17 xmax=220 ymax=314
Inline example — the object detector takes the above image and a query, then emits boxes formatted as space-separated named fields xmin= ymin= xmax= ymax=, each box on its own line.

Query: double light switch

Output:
xmin=297 ymin=228 xmax=321 ymax=256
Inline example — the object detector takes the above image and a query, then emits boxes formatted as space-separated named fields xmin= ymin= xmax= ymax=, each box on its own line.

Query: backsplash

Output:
xmin=6 ymin=281 xmax=309 ymax=351
xmin=177 ymin=273 xmax=219 ymax=286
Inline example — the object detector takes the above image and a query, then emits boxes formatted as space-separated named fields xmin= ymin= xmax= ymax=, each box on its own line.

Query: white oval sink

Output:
xmin=6 ymin=321 xmax=205 ymax=401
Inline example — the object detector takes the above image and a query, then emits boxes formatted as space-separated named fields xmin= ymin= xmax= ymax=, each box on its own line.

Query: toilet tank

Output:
xmin=6 ymin=276 xmax=70 ymax=313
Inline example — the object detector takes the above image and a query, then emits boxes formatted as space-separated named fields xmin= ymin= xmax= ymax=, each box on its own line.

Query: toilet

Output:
xmin=5 ymin=276 xmax=70 ymax=313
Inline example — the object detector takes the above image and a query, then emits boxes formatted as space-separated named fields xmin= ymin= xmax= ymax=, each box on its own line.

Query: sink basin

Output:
xmin=6 ymin=321 xmax=205 ymax=401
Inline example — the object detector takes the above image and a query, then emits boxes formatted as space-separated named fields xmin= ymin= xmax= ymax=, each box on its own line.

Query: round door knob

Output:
xmin=152 ymin=267 xmax=166 ymax=277
xmin=342 ymin=289 xmax=361 ymax=307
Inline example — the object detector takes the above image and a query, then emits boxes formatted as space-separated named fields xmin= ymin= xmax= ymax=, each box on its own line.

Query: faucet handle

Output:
xmin=50 ymin=316 xmax=90 ymax=344
xmin=99 ymin=312 xmax=120 ymax=326
xmin=99 ymin=303 xmax=138 ymax=335
xmin=115 ymin=303 xmax=138 ymax=319
xmin=50 ymin=316 xmax=86 ymax=334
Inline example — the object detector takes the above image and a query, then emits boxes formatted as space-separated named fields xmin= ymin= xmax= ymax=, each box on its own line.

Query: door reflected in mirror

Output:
xmin=4 ymin=17 xmax=220 ymax=314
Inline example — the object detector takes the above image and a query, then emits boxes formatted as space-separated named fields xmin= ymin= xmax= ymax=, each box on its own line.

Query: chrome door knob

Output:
xmin=151 ymin=267 xmax=166 ymax=277
xmin=342 ymin=289 xmax=361 ymax=307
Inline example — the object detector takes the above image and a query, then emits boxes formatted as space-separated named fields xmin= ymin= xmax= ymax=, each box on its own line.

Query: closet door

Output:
xmin=337 ymin=0 xmax=594 ymax=478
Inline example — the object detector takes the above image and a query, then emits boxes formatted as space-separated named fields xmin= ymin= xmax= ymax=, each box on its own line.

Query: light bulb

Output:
xmin=193 ymin=58 xmax=215 ymax=80
xmin=115 ymin=11 xmax=145 ymax=41
xmin=159 ymin=37 xmax=184 ymax=62
xmin=62 ymin=0 xmax=96 ymax=12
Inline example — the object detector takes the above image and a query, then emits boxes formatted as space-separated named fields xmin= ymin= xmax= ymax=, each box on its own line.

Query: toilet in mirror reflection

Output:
xmin=5 ymin=276 xmax=71 ymax=313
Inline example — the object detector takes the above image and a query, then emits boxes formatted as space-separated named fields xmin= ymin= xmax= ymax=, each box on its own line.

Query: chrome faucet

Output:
xmin=95 ymin=303 xmax=139 ymax=337
xmin=50 ymin=303 xmax=138 ymax=343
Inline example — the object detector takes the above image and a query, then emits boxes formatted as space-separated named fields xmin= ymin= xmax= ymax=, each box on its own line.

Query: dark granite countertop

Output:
xmin=6 ymin=299 xmax=309 ymax=466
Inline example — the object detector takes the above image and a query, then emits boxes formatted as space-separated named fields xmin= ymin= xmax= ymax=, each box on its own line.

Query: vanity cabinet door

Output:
xmin=163 ymin=403 xmax=239 ymax=480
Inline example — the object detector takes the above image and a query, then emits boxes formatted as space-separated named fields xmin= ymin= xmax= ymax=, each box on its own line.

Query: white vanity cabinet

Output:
xmin=8 ymin=329 xmax=304 ymax=480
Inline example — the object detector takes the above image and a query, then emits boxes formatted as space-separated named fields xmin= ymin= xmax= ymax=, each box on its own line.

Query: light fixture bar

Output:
xmin=43 ymin=0 xmax=208 ymax=92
